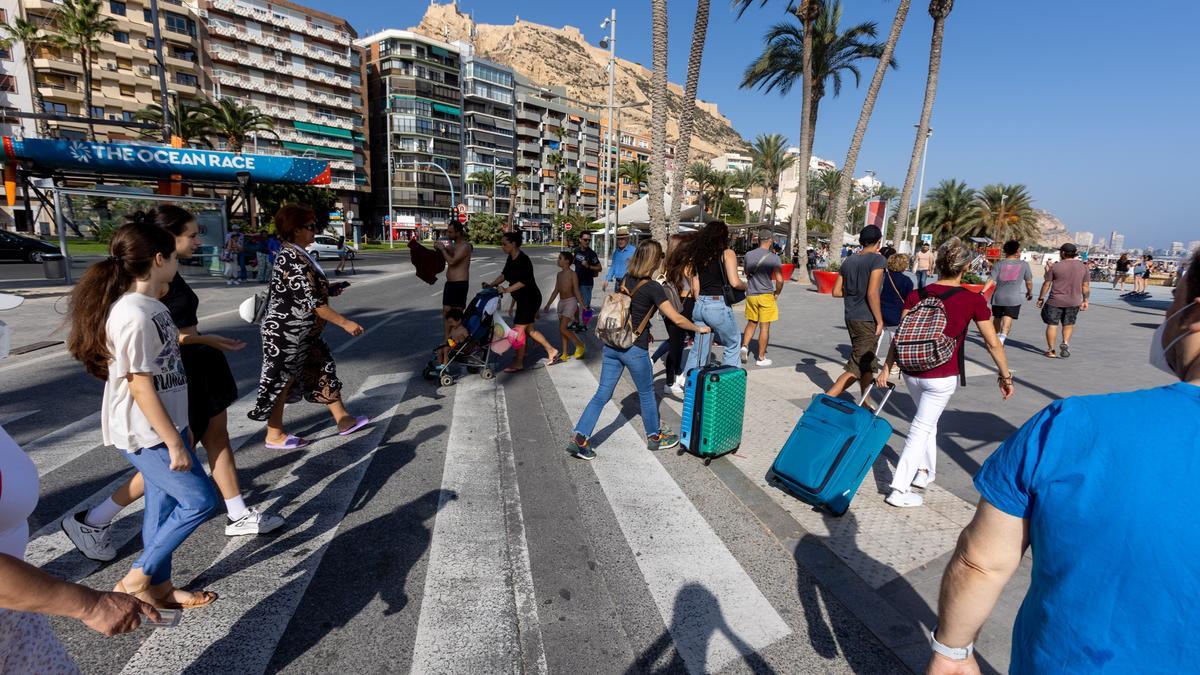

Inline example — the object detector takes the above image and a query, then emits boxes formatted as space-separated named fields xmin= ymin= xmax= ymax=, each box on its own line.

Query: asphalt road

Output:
xmin=2 ymin=247 xmax=914 ymax=675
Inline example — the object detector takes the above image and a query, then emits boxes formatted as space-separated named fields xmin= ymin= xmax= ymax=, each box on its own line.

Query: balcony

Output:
xmin=210 ymin=0 xmax=352 ymax=45
xmin=33 ymin=55 xmax=83 ymax=75
xmin=219 ymin=95 xmax=354 ymax=130
xmin=275 ymin=127 xmax=355 ymax=150
xmin=37 ymin=81 xmax=83 ymax=102
xmin=207 ymin=20 xmax=350 ymax=67
xmin=212 ymin=71 xmax=353 ymax=110
xmin=209 ymin=45 xmax=352 ymax=90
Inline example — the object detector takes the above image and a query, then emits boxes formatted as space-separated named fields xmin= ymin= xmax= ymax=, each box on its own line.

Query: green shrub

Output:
xmin=962 ymin=271 xmax=985 ymax=285
xmin=468 ymin=213 xmax=505 ymax=245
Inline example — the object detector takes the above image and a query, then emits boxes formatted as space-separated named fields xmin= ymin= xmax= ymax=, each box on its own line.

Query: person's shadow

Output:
xmin=628 ymin=583 xmax=776 ymax=675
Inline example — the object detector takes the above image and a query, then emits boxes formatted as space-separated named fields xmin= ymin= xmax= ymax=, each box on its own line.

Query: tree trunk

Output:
xmin=646 ymin=0 xmax=669 ymax=243
xmin=667 ymin=0 xmax=710 ymax=231
xmin=785 ymin=2 xmax=817 ymax=285
xmin=82 ymin=48 xmax=95 ymax=141
xmin=24 ymin=53 xmax=48 ymax=137
xmin=505 ymin=174 xmax=520 ymax=232
xmin=896 ymin=3 xmax=950 ymax=249
xmin=829 ymin=0 xmax=911 ymax=253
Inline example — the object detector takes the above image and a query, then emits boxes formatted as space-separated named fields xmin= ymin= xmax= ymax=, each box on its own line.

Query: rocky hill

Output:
xmin=411 ymin=2 xmax=748 ymax=159
xmin=1031 ymin=209 xmax=1073 ymax=249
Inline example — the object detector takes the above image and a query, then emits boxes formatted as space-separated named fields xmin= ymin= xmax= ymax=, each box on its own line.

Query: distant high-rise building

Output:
xmin=1169 ymin=241 xmax=1185 ymax=255
xmin=1188 ymin=240 xmax=1200 ymax=255
xmin=455 ymin=42 xmax=516 ymax=220
xmin=1075 ymin=231 xmax=1094 ymax=247
xmin=1110 ymin=232 xmax=1126 ymax=252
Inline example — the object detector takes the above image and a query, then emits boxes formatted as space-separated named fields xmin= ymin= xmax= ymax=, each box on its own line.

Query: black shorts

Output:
xmin=513 ymin=291 xmax=541 ymax=325
xmin=992 ymin=304 xmax=1022 ymax=320
xmin=442 ymin=280 xmax=468 ymax=309
xmin=1041 ymin=304 xmax=1080 ymax=326
xmin=180 ymin=343 xmax=238 ymax=440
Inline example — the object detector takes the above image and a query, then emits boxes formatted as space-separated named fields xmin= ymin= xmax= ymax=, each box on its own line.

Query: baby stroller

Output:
xmin=422 ymin=288 xmax=501 ymax=387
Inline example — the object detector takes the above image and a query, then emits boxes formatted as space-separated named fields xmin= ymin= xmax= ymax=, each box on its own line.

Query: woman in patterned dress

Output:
xmin=249 ymin=206 xmax=371 ymax=449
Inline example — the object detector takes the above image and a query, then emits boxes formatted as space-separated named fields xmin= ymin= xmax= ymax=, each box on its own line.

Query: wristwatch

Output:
xmin=930 ymin=627 xmax=974 ymax=661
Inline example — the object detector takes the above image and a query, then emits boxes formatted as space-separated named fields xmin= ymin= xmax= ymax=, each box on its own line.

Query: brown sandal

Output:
xmin=114 ymin=579 xmax=160 ymax=607
xmin=152 ymin=581 xmax=219 ymax=610
xmin=1045 ymin=350 xmax=1057 ymax=358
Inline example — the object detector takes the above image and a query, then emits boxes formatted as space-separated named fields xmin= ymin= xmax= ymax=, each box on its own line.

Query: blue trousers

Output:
xmin=916 ymin=270 xmax=928 ymax=289
xmin=124 ymin=433 xmax=217 ymax=584
xmin=579 ymin=285 xmax=594 ymax=310
xmin=574 ymin=345 xmax=659 ymax=439
xmin=685 ymin=296 xmax=741 ymax=372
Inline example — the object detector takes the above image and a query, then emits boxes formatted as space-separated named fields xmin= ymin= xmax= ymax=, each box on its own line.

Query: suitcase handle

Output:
xmin=858 ymin=382 xmax=896 ymax=418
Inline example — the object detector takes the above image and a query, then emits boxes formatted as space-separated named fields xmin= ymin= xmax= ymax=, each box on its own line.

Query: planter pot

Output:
xmin=962 ymin=283 xmax=985 ymax=294
xmin=780 ymin=263 xmax=796 ymax=281
xmin=813 ymin=270 xmax=838 ymax=294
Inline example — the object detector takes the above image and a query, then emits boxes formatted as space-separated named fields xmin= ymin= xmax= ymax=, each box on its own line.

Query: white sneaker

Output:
xmin=740 ymin=346 xmax=749 ymax=364
xmin=225 ymin=507 xmax=285 ymax=536
xmin=755 ymin=357 xmax=773 ymax=367
xmin=669 ymin=382 xmax=685 ymax=396
xmin=61 ymin=512 xmax=117 ymax=562
xmin=885 ymin=490 xmax=924 ymax=508
xmin=911 ymin=471 xmax=931 ymax=489
xmin=998 ymin=333 xmax=1007 ymax=344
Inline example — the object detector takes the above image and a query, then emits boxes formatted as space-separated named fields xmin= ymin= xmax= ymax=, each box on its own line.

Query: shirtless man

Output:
xmin=435 ymin=221 xmax=472 ymax=339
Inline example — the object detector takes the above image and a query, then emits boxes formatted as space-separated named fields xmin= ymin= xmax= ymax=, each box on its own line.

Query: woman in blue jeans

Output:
xmin=569 ymin=240 xmax=710 ymax=461
xmin=684 ymin=221 xmax=747 ymax=372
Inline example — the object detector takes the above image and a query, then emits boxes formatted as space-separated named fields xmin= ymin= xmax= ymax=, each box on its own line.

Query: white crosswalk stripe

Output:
xmin=544 ymin=360 xmax=792 ymax=675
xmin=410 ymin=376 xmax=547 ymax=675
xmin=0 ymin=409 xmax=39 ymax=426
xmin=23 ymin=411 xmax=104 ymax=478
xmin=119 ymin=372 xmax=410 ymax=675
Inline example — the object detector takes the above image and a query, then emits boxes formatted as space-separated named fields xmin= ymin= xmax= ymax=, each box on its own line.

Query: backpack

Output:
xmin=595 ymin=279 xmax=655 ymax=349
xmin=893 ymin=287 xmax=967 ymax=379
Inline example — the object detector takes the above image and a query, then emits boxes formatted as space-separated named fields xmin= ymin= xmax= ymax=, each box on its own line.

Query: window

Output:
xmin=118 ymin=84 xmax=134 ymax=96
xmin=112 ymin=31 xmax=129 ymax=44
xmin=60 ymin=129 xmax=86 ymax=140
xmin=122 ymin=110 xmax=136 ymax=122
xmin=90 ymin=106 xmax=104 ymax=118
xmin=144 ymin=37 xmax=155 ymax=49
xmin=163 ymin=12 xmax=194 ymax=36
xmin=148 ymin=65 xmax=159 ymax=76
xmin=109 ymin=1 xmax=125 ymax=16
xmin=46 ymin=102 xmax=68 ymax=115
xmin=173 ymin=72 xmax=198 ymax=87
xmin=0 ymin=75 xmax=15 ymax=93
xmin=143 ymin=8 xmax=152 ymax=22
xmin=171 ymin=48 xmax=195 ymax=62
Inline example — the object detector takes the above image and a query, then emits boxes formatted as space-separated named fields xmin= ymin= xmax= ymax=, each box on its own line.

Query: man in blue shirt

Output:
xmin=928 ymin=252 xmax=1200 ymax=675
xmin=604 ymin=227 xmax=634 ymax=292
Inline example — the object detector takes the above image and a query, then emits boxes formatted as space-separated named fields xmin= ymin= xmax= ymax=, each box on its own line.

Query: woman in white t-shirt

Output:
xmin=67 ymin=222 xmax=219 ymax=610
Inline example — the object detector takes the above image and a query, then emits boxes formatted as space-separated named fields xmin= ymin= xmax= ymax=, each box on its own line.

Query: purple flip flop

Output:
xmin=338 ymin=415 xmax=371 ymax=436
xmin=265 ymin=434 xmax=309 ymax=450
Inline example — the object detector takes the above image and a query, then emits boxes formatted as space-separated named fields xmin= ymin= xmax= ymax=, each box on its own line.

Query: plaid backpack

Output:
xmin=894 ymin=287 xmax=966 ymax=376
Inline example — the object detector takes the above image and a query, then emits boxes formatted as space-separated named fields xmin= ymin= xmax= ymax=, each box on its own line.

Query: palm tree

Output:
xmin=706 ymin=170 xmax=732 ymax=220
xmin=559 ymin=171 xmax=582 ymax=217
xmin=748 ymin=133 xmax=795 ymax=227
xmin=687 ymin=161 xmax=716 ymax=216
xmin=646 ymin=0 xmax=669 ymax=242
xmin=494 ymin=171 xmax=512 ymax=219
xmin=667 ymin=0 xmax=711 ymax=232
xmin=545 ymin=150 xmax=563 ymax=176
xmin=918 ymin=178 xmax=976 ymax=243
xmin=134 ymin=99 xmax=212 ymax=147
xmin=504 ymin=170 xmax=525 ymax=233
xmin=828 ymin=0 xmax=912 ymax=257
xmin=0 ymin=17 xmax=52 ymax=136
xmin=619 ymin=159 xmax=651 ymax=197
xmin=730 ymin=165 xmax=764 ymax=224
xmin=813 ymin=167 xmax=842 ymax=221
xmin=467 ymin=170 xmax=498 ymax=215
xmin=895 ymin=0 xmax=954 ymax=245
xmin=50 ymin=0 xmax=115 ymax=141
xmin=972 ymin=183 xmax=1036 ymax=243
xmin=202 ymin=98 xmax=276 ymax=153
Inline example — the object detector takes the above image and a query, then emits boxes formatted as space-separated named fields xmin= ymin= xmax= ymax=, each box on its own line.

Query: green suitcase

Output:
xmin=679 ymin=364 xmax=746 ymax=464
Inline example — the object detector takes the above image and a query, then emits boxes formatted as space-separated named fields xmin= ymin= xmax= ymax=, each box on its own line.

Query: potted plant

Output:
xmin=813 ymin=259 xmax=840 ymax=294
xmin=961 ymin=271 xmax=987 ymax=295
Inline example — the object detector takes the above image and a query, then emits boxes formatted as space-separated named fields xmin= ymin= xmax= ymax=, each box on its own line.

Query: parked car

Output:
xmin=0 ymin=230 xmax=59 ymax=263
xmin=306 ymin=234 xmax=356 ymax=260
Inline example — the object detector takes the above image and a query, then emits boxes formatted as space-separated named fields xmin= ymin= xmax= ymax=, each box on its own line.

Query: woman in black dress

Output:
xmin=485 ymin=231 xmax=559 ymax=372
xmin=249 ymin=205 xmax=370 ymax=447
xmin=62 ymin=207 xmax=283 ymax=567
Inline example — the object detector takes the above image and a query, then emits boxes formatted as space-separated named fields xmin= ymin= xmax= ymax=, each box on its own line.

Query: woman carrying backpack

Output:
xmin=877 ymin=237 xmax=1014 ymax=508
xmin=568 ymin=240 xmax=709 ymax=461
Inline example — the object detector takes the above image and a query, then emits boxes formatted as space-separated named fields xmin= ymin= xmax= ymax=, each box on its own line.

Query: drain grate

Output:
xmin=9 ymin=340 xmax=63 ymax=355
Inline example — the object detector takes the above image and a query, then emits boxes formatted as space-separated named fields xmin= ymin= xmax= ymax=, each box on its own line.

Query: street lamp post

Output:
xmin=600 ymin=9 xmax=616 ymax=262
xmin=908 ymin=126 xmax=932 ymax=256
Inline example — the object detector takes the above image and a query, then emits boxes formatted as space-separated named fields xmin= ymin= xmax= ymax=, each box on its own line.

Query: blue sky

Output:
xmin=317 ymin=0 xmax=1198 ymax=249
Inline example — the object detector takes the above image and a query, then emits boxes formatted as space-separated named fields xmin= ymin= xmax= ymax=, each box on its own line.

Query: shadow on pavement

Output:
xmin=627 ymin=583 xmax=776 ymax=675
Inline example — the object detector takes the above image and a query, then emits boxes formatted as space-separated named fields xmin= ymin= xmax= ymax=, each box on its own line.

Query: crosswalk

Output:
xmin=17 ymin=355 xmax=876 ymax=674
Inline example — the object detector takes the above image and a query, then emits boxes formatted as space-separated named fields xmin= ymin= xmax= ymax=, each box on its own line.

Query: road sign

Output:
xmin=564 ymin=223 xmax=572 ymax=231
xmin=921 ymin=233 xmax=933 ymax=243
xmin=455 ymin=203 xmax=468 ymax=215
xmin=456 ymin=211 xmax=468 ymax=224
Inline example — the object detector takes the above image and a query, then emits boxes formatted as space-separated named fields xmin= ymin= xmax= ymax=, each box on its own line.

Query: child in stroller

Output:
xmin=422 ymin=288 xmax=501 ymax=386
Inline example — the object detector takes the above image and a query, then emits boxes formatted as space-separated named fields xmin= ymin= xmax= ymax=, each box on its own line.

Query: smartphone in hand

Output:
xmin=141 ymin=609 xmax=182 ymax=629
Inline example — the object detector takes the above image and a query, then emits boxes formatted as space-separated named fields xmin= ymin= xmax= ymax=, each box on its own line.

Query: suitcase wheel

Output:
xmin=703 ymin=458 xmax=712 ymax=466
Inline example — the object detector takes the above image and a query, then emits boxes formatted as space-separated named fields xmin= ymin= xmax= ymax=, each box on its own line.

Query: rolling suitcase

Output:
xmin=769 ymin=384 xmax=895 ymax=515
xmin=679 ymin=333 xmax=746 ymax=464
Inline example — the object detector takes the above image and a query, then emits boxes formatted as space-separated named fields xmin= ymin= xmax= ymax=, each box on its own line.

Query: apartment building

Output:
xmin=359 ymin=30 xmax=462 ymax=233
xmin=512 ymin=75 xmax=599 ymax=237
xmin=0 ymin=1 xmax=37 ymax=232
xmin=200 ymin=0 xmax=368 ymax=205
xmin=455 ymin=42 xmax=514 ymax=219
xmin=23 ymin=0 xmax=204 ymax=141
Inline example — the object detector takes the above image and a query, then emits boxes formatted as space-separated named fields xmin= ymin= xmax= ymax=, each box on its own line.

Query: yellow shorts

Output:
xmin=745 ymin=293 xmax=779 ymax=323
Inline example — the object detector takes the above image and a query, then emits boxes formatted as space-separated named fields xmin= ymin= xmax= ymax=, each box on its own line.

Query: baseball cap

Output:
xmin=859 ymin=225 xmax=882 ymax=246
xmin=0 ymin=293 xmax=24 ymax=311
xmin=1059 ymin=242 xmax=1077 ymax=255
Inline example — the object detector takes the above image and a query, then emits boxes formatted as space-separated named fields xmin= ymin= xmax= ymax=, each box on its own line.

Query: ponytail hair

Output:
xmin=126 ymin=204 xmax=194 ymax=237
xmin=68 ymin=221 xmax=177 ymax=380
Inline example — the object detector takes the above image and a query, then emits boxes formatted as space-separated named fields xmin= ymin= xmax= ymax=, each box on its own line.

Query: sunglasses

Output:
xmin=581 ymin=237 xmax=591 ymax=242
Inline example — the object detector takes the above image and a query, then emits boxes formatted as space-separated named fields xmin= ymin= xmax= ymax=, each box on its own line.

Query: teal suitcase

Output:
xmin=679 ymin=363 xmax=746 ymax=464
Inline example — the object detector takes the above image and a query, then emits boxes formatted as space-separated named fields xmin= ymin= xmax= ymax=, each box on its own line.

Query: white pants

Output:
xmin=890 ymin=374 xmax=958 ymax=492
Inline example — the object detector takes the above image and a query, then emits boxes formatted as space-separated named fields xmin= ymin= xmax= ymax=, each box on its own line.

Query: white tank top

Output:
xmin=0 ymin=424 xmax=37 ymax=561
